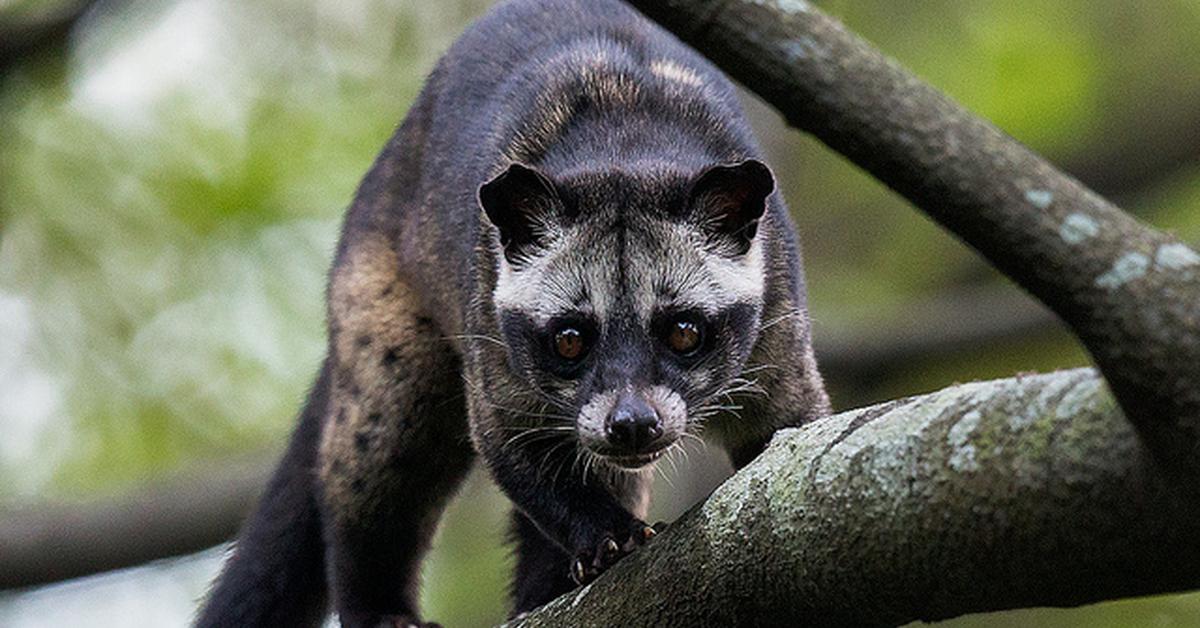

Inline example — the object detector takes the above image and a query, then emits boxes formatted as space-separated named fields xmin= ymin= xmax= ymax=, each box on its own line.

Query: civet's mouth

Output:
xmin=597 ymin=446 xmax=669 ymax=470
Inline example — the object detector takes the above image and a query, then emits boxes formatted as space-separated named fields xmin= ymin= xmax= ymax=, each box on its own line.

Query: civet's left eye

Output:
xmin=553 ymin=326 xmax=587 ymax=361
xmin=665 ymin=319 xmax=703 ymax=356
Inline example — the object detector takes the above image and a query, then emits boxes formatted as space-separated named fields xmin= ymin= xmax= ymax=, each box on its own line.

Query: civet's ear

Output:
xmin=478 ymin=163 xmax=563 ymax=265
xmin=686 ymin=159 xmax=775 ymax=255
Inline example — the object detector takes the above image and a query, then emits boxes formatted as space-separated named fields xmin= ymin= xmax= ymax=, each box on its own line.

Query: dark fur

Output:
xmin=195 ymin=1 xmax=829 ymax=626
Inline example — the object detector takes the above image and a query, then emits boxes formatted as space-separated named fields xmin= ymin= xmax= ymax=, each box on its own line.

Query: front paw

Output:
xmin=569 ymin=521 xmax=660 ymax=585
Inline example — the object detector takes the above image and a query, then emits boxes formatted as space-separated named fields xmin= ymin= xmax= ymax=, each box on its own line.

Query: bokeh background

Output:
xmin=1 ymin=0 xmax=1198 ymax=625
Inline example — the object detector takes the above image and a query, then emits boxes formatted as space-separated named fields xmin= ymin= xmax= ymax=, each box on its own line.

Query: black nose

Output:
xmin=605 ymin=394 xmax=663 ymax=453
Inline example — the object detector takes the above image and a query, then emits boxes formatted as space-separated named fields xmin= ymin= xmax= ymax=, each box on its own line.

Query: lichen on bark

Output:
xmin=513 ymin=370 xmax=1200 ymax=627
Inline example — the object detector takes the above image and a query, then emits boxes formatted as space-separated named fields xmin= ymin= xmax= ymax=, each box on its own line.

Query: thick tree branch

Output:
xmin=4 ymin=2 xmax=1198 ymax=614
xmin=512 ymin=369 xmax=1200 ymax=626
xmin=625 ymin=0 xmax=1200 ymax=476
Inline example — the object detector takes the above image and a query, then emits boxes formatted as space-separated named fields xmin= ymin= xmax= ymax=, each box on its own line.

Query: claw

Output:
xmin=570 ymin=520 xmax=658 ymax=586
xmin=571 ymin=557 xmax=589 ymax=585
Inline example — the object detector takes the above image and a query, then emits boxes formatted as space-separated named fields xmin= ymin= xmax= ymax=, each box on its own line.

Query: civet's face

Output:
xmin=480 ymin=161 xmax=773 ymax=468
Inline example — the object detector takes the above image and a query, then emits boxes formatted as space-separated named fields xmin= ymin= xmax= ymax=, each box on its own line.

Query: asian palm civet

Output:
xmin=195 ymin=0 xmax=830 ymax=625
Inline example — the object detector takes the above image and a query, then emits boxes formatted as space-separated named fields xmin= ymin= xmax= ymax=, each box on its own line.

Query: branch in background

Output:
xmin=1064 ymin=110 xmax=1200 ymax=204
xmin=0 ymin=456 xmax=270 ymax=590
xmin=814 ymin=284 xmax=1061 ymax=381
xmin=3 ymin=0 xmax=1199 ymax=600
xmin=0 ymin=0 xmax=97 ymax=72
xmin=626 ymin=0 xmax=1200 ymax=477
xmin=0 ymin=284 xmax=1051 ymax=592
xmin=513 ymin=369 xmax=1200 ymax=626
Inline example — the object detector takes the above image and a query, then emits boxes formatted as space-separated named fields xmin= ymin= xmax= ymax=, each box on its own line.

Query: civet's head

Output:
xmin=478 ymin=160 xmax=773 ymax=469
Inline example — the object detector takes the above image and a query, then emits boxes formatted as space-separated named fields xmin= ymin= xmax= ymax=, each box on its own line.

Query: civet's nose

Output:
xmin=605 ymin=392 xmax=663 ymax=453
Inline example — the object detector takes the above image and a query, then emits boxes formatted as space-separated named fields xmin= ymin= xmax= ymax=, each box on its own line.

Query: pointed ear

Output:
xmin=686 ymin=159 xmax=775 ymax=255
xmin=478 ymin=163 xmax=562 ymax=264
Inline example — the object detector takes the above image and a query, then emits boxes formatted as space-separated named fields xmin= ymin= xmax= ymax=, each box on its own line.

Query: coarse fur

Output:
xmin=195 ymin=0 xmax=830 ymax=626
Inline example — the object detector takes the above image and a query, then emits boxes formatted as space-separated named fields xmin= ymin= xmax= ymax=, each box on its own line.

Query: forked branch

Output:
xmin=625 ymin=0 xmax=1200 ymax=475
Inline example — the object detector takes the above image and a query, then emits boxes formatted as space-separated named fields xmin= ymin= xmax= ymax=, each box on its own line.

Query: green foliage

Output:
xmin=0 ymin=0 xmax=491 ymax=496
xmin=0 ymin=0 xmax=1197 ymax=625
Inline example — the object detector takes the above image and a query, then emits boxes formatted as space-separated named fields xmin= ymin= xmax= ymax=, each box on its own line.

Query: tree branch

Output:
xmin=4 ymin=4 xmax=1198 ymax=619
xmin=814 ymin=284 xmax=1061 ymax=383
xmin=0 ymin=457 xmax=269 ymax=590
xmin=625 ymin=0 xmax=1200 ymax=476
xmin=512 ymin=369 xmax=1200 ymax=626
xmin=0 ymin=0 xmax=98 ymax=72
xmin=0 ymin=282 xmax=1054 ymax=592
xmin=1064 ymin=120 xmax=1200 ymax=206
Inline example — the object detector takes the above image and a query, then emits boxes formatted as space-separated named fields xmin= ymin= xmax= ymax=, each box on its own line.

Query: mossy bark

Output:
xmin=512 ymin=369 xmax=1200 ymax=626
xmin=624 ymin=0 xmax=1200 ymax=478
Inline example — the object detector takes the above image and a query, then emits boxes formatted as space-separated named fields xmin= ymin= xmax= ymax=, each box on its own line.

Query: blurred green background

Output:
xmin=1 ymin=0 xmax=1198 ymax=625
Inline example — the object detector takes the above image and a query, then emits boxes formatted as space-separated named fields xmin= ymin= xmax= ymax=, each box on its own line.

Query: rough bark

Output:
xmin=624 ymin=0 xmax=1200 ymax=478
xmin=3 ymin=3 xmax=1198 ymax=622
xmin=511 ymin=369 xmax=1200 ymax=627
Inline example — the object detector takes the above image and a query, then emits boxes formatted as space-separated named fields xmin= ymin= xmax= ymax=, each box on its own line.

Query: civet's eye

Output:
xmin=665 ymin=319 xmax=703 ymax=355
xmin=553 ymin=327 xmax=587 ymax=361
